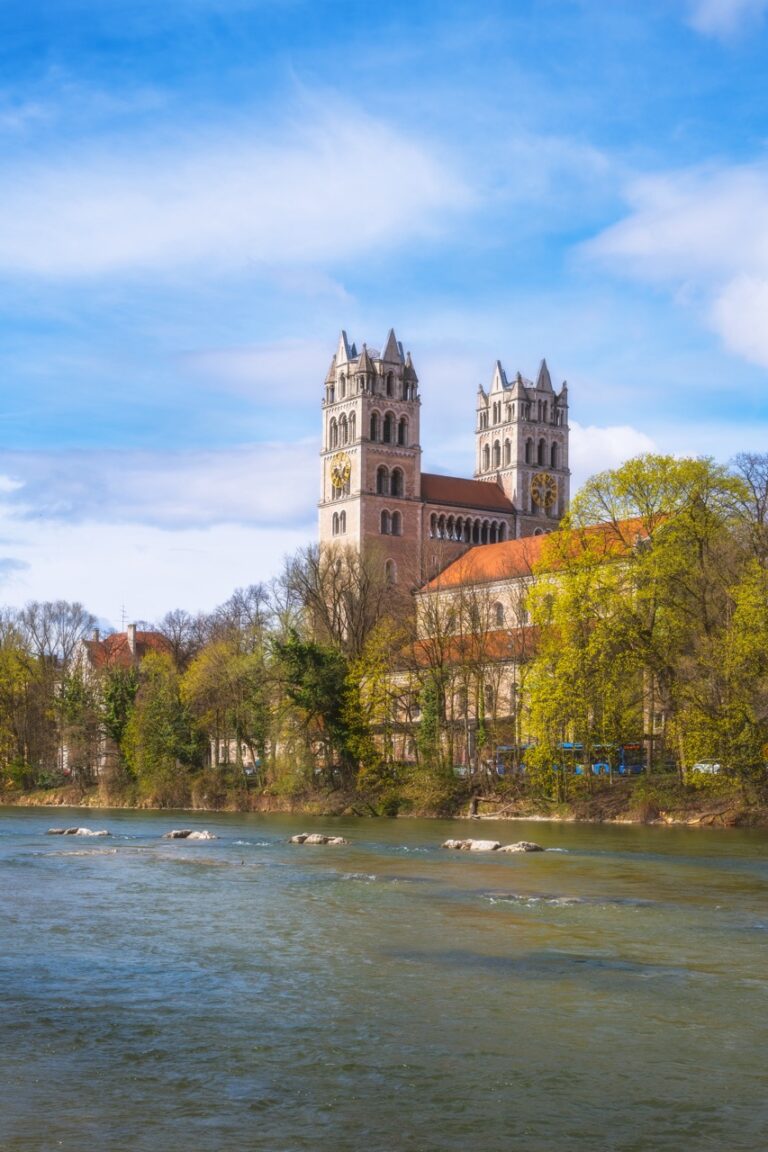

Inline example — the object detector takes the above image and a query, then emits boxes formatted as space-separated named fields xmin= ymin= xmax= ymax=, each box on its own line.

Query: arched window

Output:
xmin=339 ymin=374 xmax=346 ymax=399
xmin=332 ymin=513 xmax=339 ymax=536
xmin=472 ymin=520 xmax=480 ymax=544
xmin=493 ymin=440 xmax=501 ymax=468
xmin=339 ymin=414 xmax=348 ymax=444
xmin=327 ymin=384 xmax=335 ymax=404
xmin=498 ymin=523 xmax=507 ymax=541
xmin=503 ymin=439 xmax=511 ymax=466
xmin=446 ymin=515 xmax=455 ymax=540
xmin=330 ymin=419 xmax=338 ymax=449
xmin=397 ymin=417 xmax=408 ymax=446
xmin=391 ymin=511 xmax=402 ymax=536
xmin=376 ymin=466 xmax=389 ymax=495
xmin=494 ymin=601 xmax=505 ymax=627
xmin=506 ymin=405 xmax=512 ymax=422
xmin=543 ymin=401 xmax=548 ymax=423
xmin=430 ymin=513 xmax=437 ymax=538
xmin=386 ymin=373 xmax=394 ymax=397
xmin=339 ymin=511 xmax=346 ymax=534
xmin=525 ymin=438 xmax=532 ymax=464
xmin=483 ymin=444 xmax=490 ymax=471
xmin=537 ymin=439 xmax=545 ymax=466
xmin=390 ymin=468 xmax=404 ymax=497
xmin=385 ymin=559 xmax=397 ymax=585
xmin=437 ymin=514 xmax=446 ymax=539
xmin=380 ymin=510 xmax=391 ymax=535
xmin=383 ymin=413 xmax=394 ymax=443
xmin=484 ymin=683 xmax=495 ymax=711
xmin=349 ymin=412 xmax=356 ymax=442
xmin=550 ymin=442 xmax=558 ymax=468
xmin=370 ymin=412 xmax=380 ymax=441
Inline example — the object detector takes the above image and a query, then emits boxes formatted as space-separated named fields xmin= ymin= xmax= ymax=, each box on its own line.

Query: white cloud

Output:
xmin=0 ymin=443 xmax=318 ymax=530
xmin=0 ymin=518 xmax=309 ymax=626
xmin=0 ymin=102 xmax=470 ymax=278
xmin=569 ymin=422 xmax=656 ymax=493
xmin=184 ymin=338 xmax=332 ymax=402
xmin=687 ymin=0 xmax=768 ymax=36
xmin=585 ymin=162 xmax=768 ymax=369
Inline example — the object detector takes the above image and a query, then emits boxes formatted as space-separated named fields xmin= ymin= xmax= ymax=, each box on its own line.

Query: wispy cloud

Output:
xmin=0 ymin=443 xmax=318 ymax=529
xmin=584 ymin=162 xmax=768 ymax=368
xmin=687 ymin=0 xmax=768 ymax=37
xmin=0 ymin=100 xmax=471 ymax=278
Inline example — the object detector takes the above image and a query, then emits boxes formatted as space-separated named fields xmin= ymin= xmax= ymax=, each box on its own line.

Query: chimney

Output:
xmin=92 ymin=628 xmax=100 ymax=643
xmin=126 ymin=623 xmax=137 ymax=656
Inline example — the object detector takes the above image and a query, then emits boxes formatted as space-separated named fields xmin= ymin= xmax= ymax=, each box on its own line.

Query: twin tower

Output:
xmin=319 ymin=329 xmax=570 ymax=584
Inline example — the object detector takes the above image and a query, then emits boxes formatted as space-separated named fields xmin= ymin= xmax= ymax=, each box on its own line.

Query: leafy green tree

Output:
xmin=122 ymin=652 xmax=202 ymax=803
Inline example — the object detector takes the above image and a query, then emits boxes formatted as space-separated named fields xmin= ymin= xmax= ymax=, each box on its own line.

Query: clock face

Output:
xmin=531 ymin=471 xmax=557 ymax=509
xmin=330 ymin=451 xmax=351 ymax=489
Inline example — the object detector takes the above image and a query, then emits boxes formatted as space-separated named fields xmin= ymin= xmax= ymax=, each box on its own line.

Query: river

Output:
xmin=1 ymin=807 xmax=766 ymax=1151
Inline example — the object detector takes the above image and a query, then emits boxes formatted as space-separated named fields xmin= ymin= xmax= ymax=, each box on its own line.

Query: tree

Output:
xmin=181 ymin=639 xmax=271 ymax=777
xmin=527 ymin=455 xmax=745 ymax=780
xmin=122 ymin=652 xmax=201 ymax=803
xmin=271 ymin=631 xmax=355 ymax=782
xmin=280 ymin=543 xmax=399 ymax=660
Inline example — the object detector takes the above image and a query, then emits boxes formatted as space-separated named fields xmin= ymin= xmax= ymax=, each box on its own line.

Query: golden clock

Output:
xmin=330 ymin=452 xmax=351 ymax=489
xmin=531 ymin=471 xmax=557 ymax=509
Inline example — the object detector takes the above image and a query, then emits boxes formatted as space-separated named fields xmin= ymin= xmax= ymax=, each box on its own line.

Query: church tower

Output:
xmin=475 ymin=357 xmax=570 ymax=535
xmin=319 ymin=329 xmax=422 ymax=581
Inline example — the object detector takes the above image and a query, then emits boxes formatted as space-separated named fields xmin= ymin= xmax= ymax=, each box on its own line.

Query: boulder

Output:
xmin=48 ymin=827 xmax=110 ymax=837
xmin=164 ymin=829 xmax=216 ymax=840
xmin=290 ymin=833 xmax=348 ymax=845
xmin=498 ymin=841 xmax=545 ymax=853
xmin=442 ymin=838 xmax=501 ymax=852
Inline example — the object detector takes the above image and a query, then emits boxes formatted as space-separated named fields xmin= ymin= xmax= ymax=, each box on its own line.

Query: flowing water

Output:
xmin=1 ymin=807 xmax=766 ymax=1151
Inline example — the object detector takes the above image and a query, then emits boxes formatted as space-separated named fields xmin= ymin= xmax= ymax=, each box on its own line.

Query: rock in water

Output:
xmin=498 ymin=841 xmax=545 ymax=853
xmin=442 ymin=839 xmax=501 ymax=852
xmin=290 ymin=833 xmax=348 ymax=845
xmin=50 ymin=827 xmax=110 ymax=837
xmin=164 ymin=829 xmax=216 ymax=840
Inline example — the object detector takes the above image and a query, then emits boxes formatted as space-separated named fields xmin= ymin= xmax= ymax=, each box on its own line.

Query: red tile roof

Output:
xmin=420 ymin=473 xmax=515 ymax=513
xmin=408 ymin=626 xmax=539 ymax=667
xmin=83 ymin=630 xmax=172 ymax=670
xmin=422 ymin=533 xmax=548 ymax=591
xmin=420 ymin=517 xmax=650 ymax=592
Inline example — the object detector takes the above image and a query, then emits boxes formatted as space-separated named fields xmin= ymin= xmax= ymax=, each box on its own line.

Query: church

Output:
xmin=318 ymin=328 xmax=571 ymax=584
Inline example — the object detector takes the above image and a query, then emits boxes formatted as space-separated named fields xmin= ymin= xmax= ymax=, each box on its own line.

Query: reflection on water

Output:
xmin=1 ymin=807 xmax=767 ymax=1152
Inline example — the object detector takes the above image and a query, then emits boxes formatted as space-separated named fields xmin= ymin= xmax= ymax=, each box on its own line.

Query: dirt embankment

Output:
xmin=4 ymin=779 xmax=768 ymax=826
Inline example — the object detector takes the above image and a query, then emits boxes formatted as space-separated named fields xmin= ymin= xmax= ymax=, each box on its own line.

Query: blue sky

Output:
xmin=0 ymin=0 xmax=767 ymax=623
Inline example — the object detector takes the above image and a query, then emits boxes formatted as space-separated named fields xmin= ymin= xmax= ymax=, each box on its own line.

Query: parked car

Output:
xmin=690 ymin=760 xmax=722 ymax=774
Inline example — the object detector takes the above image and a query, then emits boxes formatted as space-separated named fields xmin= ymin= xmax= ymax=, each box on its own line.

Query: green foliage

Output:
xmin=102 ymin=667 xmax=139 ymax=748
xmin=122 ymin=652 xmax=202 ymax=803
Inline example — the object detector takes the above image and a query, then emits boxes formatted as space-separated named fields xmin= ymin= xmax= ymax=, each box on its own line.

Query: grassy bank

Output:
xmin=3 ymin=772 xmax=767 ymax=827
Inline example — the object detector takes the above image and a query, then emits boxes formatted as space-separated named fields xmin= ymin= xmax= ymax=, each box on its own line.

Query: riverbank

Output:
xmin=3 ymin=776 xmax=767 ymax=827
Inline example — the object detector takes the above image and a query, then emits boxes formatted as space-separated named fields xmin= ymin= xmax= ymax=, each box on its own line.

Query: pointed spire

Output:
xmin=491 ymin=360 xmax=507 ymax=391
xmin=536 ymin=358 xmax=553 ymax=391
xmin=336 ymin=331 xmax=351 ymax=365
xmin=381 ymin=328 xmax=404 ymax=363
xmin=357 ymin=343 xmax=374 ymax=374
xmin=325 ymin=354 xmax=337 ymax=384
xmin=404 ymin=350 xmax=418 ymax=383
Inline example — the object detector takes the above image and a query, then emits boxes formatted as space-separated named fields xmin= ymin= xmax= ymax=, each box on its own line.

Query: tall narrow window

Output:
xmin=550 ymin=442 xmax=558 ymax=468
xmin=537 ymin=439 xmax=545 ymax=466
xmin=493 ymin=440 xmax=501 ymax=468
xmin=390 ymin=468 xmax=403 ymax=497
xmin=339 ymin=511 xmax=346 ymax=534
xmin=376 ymin=466 xmax=389 ymax=495
xmin=391 ymin=511 xmax=402 ymax=536
xmin=483 ymin=444 xmax=490 ymax=471
xmin=525 ymin=438 xmax=532 ymax=464
xmin=370 ymin=412 xmax=380 ymax=441
xmin=383 ymin=413 xmax=394 ymax=443
xmin=504 ymin=439 xmax=511 ymax=465
xmin=398 ymin=417 xmax=408 ymax=446
xmin=380 ymin=510 xmax=391 ymax=535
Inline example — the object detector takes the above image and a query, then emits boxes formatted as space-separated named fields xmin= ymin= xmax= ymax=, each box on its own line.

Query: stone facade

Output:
xmin=318 ymin=329 xmax=570 ymax=584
